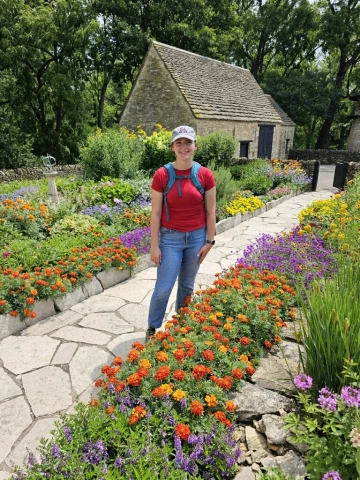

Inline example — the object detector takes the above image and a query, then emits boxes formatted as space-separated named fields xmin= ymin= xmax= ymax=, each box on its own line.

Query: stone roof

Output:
xmin=265 ymin=95 xmax=295 ymax=126
xmin=153 ymin=41 xmax=286 ymax=124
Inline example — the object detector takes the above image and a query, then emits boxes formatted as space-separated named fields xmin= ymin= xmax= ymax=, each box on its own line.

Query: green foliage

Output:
xmin=297 ymin=257 xmax=360 ymax=392
xmin=96 ymin=177 xmax=137 ymax=204
xmin=80 ymin=128 xmax=143 ymax=181
xmin=50 ymin=213 xmax=100 ymax=237
xmin=140 ymin=125 xmax=174 ymax=172
xmin=259 ymin=467 xmax=294 ymax=480
xmin=237 ymin=175 xmax=273 ymax=195
xmin=195 ymin=131 xmax=236 ymax=168
xmin=209 ymin=161 xmax=238 ymax=205
xmin=285 ymin=377 xmax=359 ymax=480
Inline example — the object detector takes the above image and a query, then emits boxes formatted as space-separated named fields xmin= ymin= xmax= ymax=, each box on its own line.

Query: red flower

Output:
xmin=173 ymin=369 xmax=185 ymax=381
xmin=112 ymin=356 xmax=123 ymax=366
xmin=95 ymin=379 xmax=103 ymax=388
xmin=214 ymin=411 xmax=231 ymax=428
xmin=264 ymin=340 xmax=273 ymax=349
xmin=154 ymin=366 xmax=171 ymax=381
xmin=115 ymin=381 xmax=126 ymax=392
xmin=173 ymin=349 xmax=185 ymax=362
xmin=190 ymin=400 xmax=204 ymax=416
xmin=202 ymin=349 xmax=215 ymax=361
xmin=232 ymin=368 xmax=244 ymax=380
xmin=240 ymin=336 xmax=251 ymax=346
xmin=127 ymin=373 xmax=142 ymax=387
xmin=192 ymin=364 xmax=209 ymax=380
xmin=246 ymin=366 xmax=256 ymax=376
xmin=127 ymin=349 xmax=140 ymax=362
xmin=175 ymin=423 xmax=191 ymax=441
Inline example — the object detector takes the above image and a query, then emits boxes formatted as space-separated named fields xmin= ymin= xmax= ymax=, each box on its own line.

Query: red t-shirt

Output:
xmin=151 ymin=165 xmax=216 ymax=232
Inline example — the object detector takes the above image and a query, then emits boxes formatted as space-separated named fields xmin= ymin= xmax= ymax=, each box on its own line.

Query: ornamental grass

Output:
xmin=11 ymin=265 xmax=297 ymax=479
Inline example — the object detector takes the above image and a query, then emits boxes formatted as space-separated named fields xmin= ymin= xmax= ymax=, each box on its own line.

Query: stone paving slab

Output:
xmin=50 ymin=325 xmax=112 ymax=345
xmin=0 ymin=367 xmax=22 ymax=402
xmin=79 ymin=312 xmax=134 ymax=335
xmin=0 ymin=189 xmax=335 ymax=474
xmin=71 ymin=295 xmax=126 ymax=315
xmin=21 ymin=310 xmax=83 ymax=337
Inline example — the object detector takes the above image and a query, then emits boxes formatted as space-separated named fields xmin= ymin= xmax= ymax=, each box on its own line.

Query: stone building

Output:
xmin=348 ymin=92 xmax=360 ymax=152
xmin=120 ymin=41 xmax=296 ymax=160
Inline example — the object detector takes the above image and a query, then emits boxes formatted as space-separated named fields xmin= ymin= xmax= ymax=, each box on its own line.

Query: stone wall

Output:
xmin=289 ymin=149 xmax=360 ymax=164
xmin=120 ymin=44 xmax=195 ymax=134
xmin=0 ymin=164 xmax=82 ymax=184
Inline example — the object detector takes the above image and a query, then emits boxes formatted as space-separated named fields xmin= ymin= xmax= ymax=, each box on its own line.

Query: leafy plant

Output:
xmin=50 ymin=213 xmax=101 ymax=237
xmin=260 ymin=467 xmax=294 ymax=480
xmin=286 ymin=372 xmax=360 ymax=480
xmin=195 ymin=131 xmax=237 ymax=168
xmin=80 ymin=128 xmax=143 ymax=181
xmin=140 ymin=124 xmax=174 ymax=172
xmin=209 ymin=161 xmax=238 ymax=204
xmin=96 ymin=177 xmax=137 ymax=204
xmin=237 ymin=174 xmax=273 ymax=195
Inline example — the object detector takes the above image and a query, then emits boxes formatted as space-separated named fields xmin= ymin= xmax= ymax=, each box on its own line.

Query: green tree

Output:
xmin=315 ymin=0 xmax=360 ymax=149
xmin=0 ymin=0 xmax=97 ymax=163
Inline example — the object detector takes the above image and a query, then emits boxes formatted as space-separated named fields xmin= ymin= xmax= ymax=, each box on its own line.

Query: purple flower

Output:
xmin=2 ymin=252 xmax=11 ymax=258
xmin=118 ymin=226 xmax=151 ymax=255
xmin=340 ymin=386 xmax=360 ymax=407
xmin=51 ymin=444 xmax=61 ymax=458
xmin=63 ymin=426 xmax=72 ymax=442
xmin=322 ymin=471 xmax=342 ymax=480
xmin=318 ymin=387 xmax=337 ymax=411
xmin=114 ymin=457 xmax=123 ymax=468
xmin=294 ymin=373 xmax=313 ymax=391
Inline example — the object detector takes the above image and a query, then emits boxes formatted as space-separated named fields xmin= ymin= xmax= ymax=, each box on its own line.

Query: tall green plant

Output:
xmin=298 ymin=257 xmax=360 ymax=391
xmin=80 ymin=128 xmax=143 ymax=180
xmin=195 ymin=131 xmax=236 ymax=168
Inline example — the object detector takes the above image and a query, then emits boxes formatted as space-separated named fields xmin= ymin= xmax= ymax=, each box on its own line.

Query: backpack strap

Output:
xmin=163 ymin=162 xmax=204 ymax=222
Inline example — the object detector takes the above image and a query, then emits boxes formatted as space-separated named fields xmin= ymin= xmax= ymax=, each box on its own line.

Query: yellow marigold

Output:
xmin=156 ymin=351 xmax=168 ymax=362
xmin=159 ymin=383 xmax=173 ymax=395
xmin=139 ymin=358 xmax=152 ymax=369
xmin=298 ymin=229 xmax=305 ymax=236
xmin=173 ymin=389 xmax=186 ymax=401
xmin=239 ymin=354 xmax=249 ymax=362
xmin=218 ymin=345 xmax=228 ymax=353
xmin=303 ymin=224 xmax=311 ymax=232
xmin=215 ymin=312 xmax=223 ymax=317
xmin=223 ymin=323 xmax=232 ymax=330
xmin=204 ymin=341 xmax=214 ymax=346
xmin=205 ymin=394 xmax=218 ymax=407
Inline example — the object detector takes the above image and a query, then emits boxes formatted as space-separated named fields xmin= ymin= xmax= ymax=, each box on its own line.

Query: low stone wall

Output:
xmin=0 ymin=164 xmax=82 ymax=183
xmin=289 ymin=149 xmax=360 ymax=165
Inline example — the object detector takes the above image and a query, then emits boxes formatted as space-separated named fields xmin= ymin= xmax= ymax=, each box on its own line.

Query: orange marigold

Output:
xmin=173 ymin=349 xmax=185 ymax=362
xmin=156 ymin=351 xmax=168 ymax=362
xmin=232 ymin=368 xmax=244 ymax=380
xmin=240 ymin=336 xmax=251 ymax=346
xmin=127 ymin=349 xmax=140 ymax=362
xmin=132 ymin=341 xmax=145 ymax=351
xmin=226 ymin=401 xmax=236 ymax=412
xmin=95 ymin=379 xmax=104 ymax=388
xmin=89 ymin=399 xmax=99 ymax=408
xmin=173 ymin=369 xmax=185 ymax=381
xmin=127 ymin=373 xmax=142 ymax=387
xmin=175 ymin=423 xmax=191 ymax=441
xmin=154 ymin=366 xmax=171 ymax=382
xmin=106 ymin=406 xmax=115 ymax=415
xmin=214 ymin=411 xmax=231 ymax=428
xmin=112 ymin=356 xmax=123 ymax=366
xmin=139 ymin=358 xmax=152 ymax=369
xmin=246 ymin=365 xmax=256 ymax=376
xmin=190 ymin=400 xmax=204 ymax=416
xmin=115 ymin=381 xmax=126 ymax=392
xmin=192 ymin=364 xmax=209 ymax=380
xmin=264 ymin=340 xmax=273 ymax=349
xmin=202 ymin=349 xmax=215 ymax=361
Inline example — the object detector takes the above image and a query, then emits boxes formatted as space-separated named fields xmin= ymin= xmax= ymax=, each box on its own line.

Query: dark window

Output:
xmin=239 ymin=141 xmax=250 ymax=158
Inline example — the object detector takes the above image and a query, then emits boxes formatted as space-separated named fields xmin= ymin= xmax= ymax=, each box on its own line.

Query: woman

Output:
xmin=145 ymin=125 xmax=216 ymax=343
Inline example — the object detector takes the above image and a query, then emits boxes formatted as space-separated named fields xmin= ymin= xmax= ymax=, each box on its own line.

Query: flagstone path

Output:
xmin=0 ymin=184 xmax=336 ymax=478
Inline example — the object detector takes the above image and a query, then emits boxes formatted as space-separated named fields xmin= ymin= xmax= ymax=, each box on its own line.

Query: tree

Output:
xmin=315 ymin=0 xmax=360 ymax=149
xmin=0 ymin=0 xmax=97 ymax=163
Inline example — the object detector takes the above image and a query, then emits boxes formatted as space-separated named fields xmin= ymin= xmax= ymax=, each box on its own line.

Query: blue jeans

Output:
xmin=147 ymin=226 xmax=206 ymax=329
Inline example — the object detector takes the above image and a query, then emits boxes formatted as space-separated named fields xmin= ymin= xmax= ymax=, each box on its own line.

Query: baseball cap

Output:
xmin=171 ymin=125 xmax=196 ymax=144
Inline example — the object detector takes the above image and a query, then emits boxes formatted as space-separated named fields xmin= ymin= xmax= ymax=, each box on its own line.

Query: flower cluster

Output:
xmin=225 ymin=193 xmax=264 ymax=216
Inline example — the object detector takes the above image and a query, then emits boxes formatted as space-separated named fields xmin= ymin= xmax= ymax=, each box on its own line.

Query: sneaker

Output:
xmin=145 ymin=328 xmax=156 ymax=344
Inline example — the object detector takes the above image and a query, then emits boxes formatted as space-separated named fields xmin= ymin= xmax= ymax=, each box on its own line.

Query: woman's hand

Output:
xmin=151 ymin=245 xmax=162 ymax=266
xmin=197 ymin=243 xmax=213 ymax=264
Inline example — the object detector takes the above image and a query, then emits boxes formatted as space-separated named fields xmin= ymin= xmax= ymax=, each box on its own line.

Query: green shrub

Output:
xmin=50 ymin=213 xmax=100 ymax=237
xmin=140 ymin=125 xmax=174 ymax=172
xmin=237 ymin=175 xmax=273 ymax=195
xmin=195 ymin=131 xmax=236 ymax=168
xmin=209 ymin=161 xmax=238 ymax=204
xmin=79 ymin=128 xmax=143 ymax=181
xmin=96 ymin=177 xmax=137 ymax=204
xmin=260 ymin=467 xmax=294 ymax=479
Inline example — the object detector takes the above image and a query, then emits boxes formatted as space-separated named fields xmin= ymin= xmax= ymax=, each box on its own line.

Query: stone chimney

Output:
xmin=347 ymin=92 xmax=360 ymax=151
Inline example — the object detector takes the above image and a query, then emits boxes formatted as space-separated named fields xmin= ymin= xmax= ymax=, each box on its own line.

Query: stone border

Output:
xmin=0 ymin=190 xmax=303 ymax=341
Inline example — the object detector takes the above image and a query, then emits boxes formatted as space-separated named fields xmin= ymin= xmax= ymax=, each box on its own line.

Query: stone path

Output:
xmin=0 ymin=187 xmax=336 ymax=478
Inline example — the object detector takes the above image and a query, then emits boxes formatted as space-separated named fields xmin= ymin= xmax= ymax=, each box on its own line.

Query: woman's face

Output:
xmin=171 ymin=137 xmax=197 ymax=161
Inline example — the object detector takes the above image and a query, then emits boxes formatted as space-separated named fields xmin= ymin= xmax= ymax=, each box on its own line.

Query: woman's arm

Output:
xmin=150 ymin=189 xmax=163 ymax=266
xmin=197 ymin=186 xmax=216 ymax=264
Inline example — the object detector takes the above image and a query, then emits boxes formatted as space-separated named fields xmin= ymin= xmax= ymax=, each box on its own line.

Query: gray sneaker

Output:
xmin=145 ymin=328 xmax=156 ymax=344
